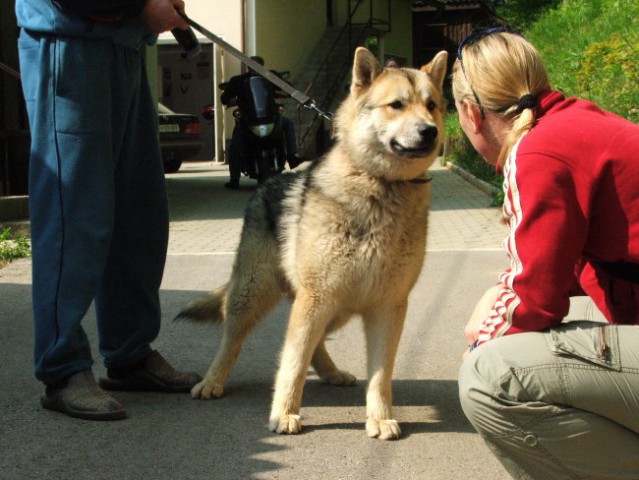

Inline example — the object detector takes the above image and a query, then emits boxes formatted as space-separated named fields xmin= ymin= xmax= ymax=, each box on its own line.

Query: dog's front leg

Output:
xmin=363 ymin=303 xmax=407 ymax=440
xmin=269 ymin=288 xmax=331 ymax=434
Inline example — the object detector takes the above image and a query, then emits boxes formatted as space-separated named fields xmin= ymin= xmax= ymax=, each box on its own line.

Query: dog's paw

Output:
xmin=323 ymin=369 xmax=357 ymax=386
xmin=269 ymin=414 xmax=302 ymax=434
xmin=191 ymin=379 xmax=224 ymax=399
xmin=366 ymin=418 xmax=401 ymax=440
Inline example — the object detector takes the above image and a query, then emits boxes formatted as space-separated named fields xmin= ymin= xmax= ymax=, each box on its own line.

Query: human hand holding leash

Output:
xmin=140 ymin=0 xmax=187 ymax=33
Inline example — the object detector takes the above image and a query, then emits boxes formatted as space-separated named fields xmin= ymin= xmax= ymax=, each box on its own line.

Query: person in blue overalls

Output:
xmin=16 ymin=0 xmax=202 ymax=421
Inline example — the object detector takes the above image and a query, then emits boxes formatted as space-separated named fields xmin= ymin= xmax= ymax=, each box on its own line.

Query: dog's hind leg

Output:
xmin=363 ymin=302 xmax=407 ymax=440
xmin=192 ymin=255 xmax=284 ymax=400
xmin=312 ymin=336 xmax=357 ymax=386
xmin=269 ymin=288 xmax=334 ymax=434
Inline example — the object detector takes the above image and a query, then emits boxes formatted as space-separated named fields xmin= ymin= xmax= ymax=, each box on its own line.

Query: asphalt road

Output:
xmin=0 ymin=160 xmax=543 ymax=479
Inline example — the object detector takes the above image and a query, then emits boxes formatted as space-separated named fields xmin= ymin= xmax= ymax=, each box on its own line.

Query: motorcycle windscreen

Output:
xmin=240 ymin=76 xmax=278 ymax=122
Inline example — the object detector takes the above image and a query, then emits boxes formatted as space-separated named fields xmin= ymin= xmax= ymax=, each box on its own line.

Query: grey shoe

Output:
xmin=41 ymin=370 xmax=127 ymax=421
xmin=99 ymin=350 xmax=202 ymax=393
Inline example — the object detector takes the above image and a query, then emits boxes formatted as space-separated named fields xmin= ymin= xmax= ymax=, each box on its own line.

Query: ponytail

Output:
xmin=497 ymin=95 xmax=539 ymax=167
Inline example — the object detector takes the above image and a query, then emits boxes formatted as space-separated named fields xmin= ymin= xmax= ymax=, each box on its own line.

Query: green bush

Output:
xmin=444 ymin=114 xmax=489 ymax=181
xmin=444 ymin=113 xmax=504 ymax=206
xmin=0 ymin=227 xmax=31 ymax=264
xmin=527 ymin=0 xmax=639 ymax=122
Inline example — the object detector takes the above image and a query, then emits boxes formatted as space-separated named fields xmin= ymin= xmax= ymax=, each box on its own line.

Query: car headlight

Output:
xmin=250 ymin=123 xmax=275 ymax=138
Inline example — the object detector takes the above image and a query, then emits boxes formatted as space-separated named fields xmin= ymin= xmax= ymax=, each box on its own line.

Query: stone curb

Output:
xmin=444 ymin=160 xmax=500 ymax=197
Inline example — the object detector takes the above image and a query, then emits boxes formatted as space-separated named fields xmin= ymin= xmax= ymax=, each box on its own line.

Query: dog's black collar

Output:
xmin=408 ymin=175 xmax=432 ymax=184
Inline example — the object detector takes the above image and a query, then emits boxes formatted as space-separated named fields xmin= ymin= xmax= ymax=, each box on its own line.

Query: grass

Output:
xmin=445 ymin=0 xmax=639 ymax=206
xmin=0 ymin=226 xmax=31 ymax=268
xmin=444 ymin=112 xmax=504 ymax=206
xmin=526 ymin=0 xmax=639 ymax=122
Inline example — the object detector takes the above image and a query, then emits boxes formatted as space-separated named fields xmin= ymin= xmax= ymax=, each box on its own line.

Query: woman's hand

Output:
xmin=463 ymin=284 xmax=503 ymax=359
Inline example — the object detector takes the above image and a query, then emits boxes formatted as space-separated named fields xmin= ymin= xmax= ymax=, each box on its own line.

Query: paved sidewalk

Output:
xmin=1 ymin=161 xmax=516 ymax=479
xmin=164 ymin=161 xmax=507 ymax=255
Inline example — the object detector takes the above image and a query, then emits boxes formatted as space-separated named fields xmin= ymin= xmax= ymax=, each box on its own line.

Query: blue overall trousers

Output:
xmin=18 ymin=24 xmax=168 ymax=386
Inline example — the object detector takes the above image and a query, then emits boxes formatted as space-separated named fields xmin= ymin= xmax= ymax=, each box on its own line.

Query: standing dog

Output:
xmin=177 ymin=47 xmax=447 ymax=440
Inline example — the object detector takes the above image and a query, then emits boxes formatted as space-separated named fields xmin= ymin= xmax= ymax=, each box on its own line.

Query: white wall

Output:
xmin=253 ymin=0 xmax=327 ymax=74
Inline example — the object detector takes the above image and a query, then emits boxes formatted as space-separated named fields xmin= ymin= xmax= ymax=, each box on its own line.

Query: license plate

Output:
xmin=159 ymin=124 xmax=180 ymax=133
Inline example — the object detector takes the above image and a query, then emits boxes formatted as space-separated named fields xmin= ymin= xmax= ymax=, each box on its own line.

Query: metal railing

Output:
xmin=296 ymin=0 xmax=390 ymax=155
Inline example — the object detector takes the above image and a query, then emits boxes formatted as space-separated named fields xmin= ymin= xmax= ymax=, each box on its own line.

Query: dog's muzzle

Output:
xmin=391 ymin=124 xmax=439 ymax=157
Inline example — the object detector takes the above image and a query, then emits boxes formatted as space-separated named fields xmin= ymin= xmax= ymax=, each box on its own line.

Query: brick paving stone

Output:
xmin=166 ymin=161 xmax=509 ymax=256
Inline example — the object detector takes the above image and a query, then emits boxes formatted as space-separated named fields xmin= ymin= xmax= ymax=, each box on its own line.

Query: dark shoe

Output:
xmin=287 ymin=154 xmax=303 ymax=170
xmin=224 ymin=181 xmax=240 ymax=190
xmin=41 ymin=370 xmax=127 ymax=421
xmin=99 ymin=350 xmax=202 ymax=393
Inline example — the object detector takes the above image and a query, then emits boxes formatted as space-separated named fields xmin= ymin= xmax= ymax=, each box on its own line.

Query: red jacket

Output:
xmin=478 ymin=90 xmax=639 ymax=345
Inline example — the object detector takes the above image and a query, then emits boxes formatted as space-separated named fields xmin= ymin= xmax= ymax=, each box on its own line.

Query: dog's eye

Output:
xmin=389 ymin=101 xmax=404 ymax=110
xmin=426 ymin=100 xmax=437 ymax=111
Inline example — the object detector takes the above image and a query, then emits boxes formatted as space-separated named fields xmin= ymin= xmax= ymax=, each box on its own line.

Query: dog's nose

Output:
xmin=418 ymin=125 xmax=438 ymax=144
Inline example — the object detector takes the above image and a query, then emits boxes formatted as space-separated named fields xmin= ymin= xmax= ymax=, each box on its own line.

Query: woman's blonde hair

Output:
xmin=452 ymin=31 xmax=551 ymax=166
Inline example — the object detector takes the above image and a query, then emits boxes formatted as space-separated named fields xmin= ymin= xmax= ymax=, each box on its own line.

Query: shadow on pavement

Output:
xmin=1 ymin=279 xmax=479 ymax=480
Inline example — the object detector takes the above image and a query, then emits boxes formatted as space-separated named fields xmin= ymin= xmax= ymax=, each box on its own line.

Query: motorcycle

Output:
xmin=203 ymin=72 xmax=290 ymax=185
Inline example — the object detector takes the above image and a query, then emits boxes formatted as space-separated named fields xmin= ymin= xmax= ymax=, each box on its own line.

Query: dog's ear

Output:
xmin=421 ymin=50 xmax=448 ymax=88
xmin=351 ymin=47 xmax=383 ymax=95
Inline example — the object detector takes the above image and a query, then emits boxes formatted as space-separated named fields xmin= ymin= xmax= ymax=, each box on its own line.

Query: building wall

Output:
xmin=186 ymin=0 xmax=245 ymax=78
xmin=168 ymin=0 xmax=243 ymax=161
xmin=329 ymin=0 xmax=414 ymax=67
xmin=412 ymin=3 xmax=500 ymax=71
xmin=2 ymin=0 xmax=418 ymax=165
xmin=385 ymin=0 xmax=413 ymax=66
xmin=1 ymin=0 xmax=30 ymax=196
xmin=172 ymin=0 xmax=416 ymax=150
xmin=252 ymin=0 xmax=327 ymax=75
xmin=1 ymin=0 xmax=23 ymax=132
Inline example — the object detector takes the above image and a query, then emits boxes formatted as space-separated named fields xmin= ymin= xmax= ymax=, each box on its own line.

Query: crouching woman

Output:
xmin=453 ymin=27 xmax=639 ymax=480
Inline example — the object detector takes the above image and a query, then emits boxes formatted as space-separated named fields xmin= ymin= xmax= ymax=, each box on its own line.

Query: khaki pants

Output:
xmin=459 ymin=322 xmax=639 ymax=480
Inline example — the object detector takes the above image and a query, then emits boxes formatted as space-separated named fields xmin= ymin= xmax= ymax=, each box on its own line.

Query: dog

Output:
xmin=177 ymin=47 xmax=448 ymax=440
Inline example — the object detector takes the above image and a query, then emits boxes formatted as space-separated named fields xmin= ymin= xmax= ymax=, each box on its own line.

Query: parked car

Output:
xmin=158 ymin=103 xmax=203 ymax=173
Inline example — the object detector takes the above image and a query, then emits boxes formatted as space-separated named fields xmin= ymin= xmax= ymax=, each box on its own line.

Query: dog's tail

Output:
xmin=174 ymin=284 xmax=227 ymax=324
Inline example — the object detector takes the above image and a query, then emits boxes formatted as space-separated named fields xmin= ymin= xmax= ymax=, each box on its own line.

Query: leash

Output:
xmin=177 ymin=11 xmax=334 ymax=121
xmin=0 ymin=61 xmax=21 ymax=80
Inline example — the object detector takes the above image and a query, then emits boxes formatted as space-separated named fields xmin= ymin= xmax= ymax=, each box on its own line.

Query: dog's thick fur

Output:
xmin=177 ymin=47 xmax=448 ymax=440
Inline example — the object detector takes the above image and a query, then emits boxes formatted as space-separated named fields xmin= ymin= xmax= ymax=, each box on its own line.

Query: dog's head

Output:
xmin=335 ymin=47 xmax=448 ymax=181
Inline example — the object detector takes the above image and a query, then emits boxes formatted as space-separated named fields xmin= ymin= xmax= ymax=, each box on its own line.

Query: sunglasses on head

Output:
xmin=457 ymin=26 xmax=520 ymax=119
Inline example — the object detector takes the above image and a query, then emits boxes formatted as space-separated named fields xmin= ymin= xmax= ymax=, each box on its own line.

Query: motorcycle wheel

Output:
xmin=256 ymin=149 xmax=281 ymax=185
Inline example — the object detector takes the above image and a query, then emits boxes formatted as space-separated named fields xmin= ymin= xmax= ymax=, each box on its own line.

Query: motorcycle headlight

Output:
xmin=250 ymin=123 xmax=275 ymax=138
